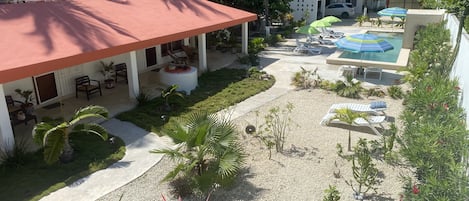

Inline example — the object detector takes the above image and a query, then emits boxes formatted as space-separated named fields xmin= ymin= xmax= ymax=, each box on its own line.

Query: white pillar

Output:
xmin=189 ymin=37 xmax=196 ymax=48
xmin=321 ymin=1 xmax=326 ymax=18
xmin=0 ymin=85 xmax=15 ymax=151
xmin=128 ymin=51 xmax=139 ymax=98
xmin=183 ymin=38 xmax=190 ymax=46
xmin=198 ymin=33 xmax=207 ymax=73
xmin=242 ymin=22 xmax=248 ymax=54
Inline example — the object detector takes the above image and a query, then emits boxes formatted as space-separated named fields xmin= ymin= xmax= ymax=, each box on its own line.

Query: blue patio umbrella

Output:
xmin=377 ymin=7 xmax=407 ymax=18
xmin=335 ymin=34 xmax=393 ymax=53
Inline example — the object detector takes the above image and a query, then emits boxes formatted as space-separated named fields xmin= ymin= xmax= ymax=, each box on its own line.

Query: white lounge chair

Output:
xmin=328 ymin=102 xmax=387 ymax=115
xmin=293 ymin=39 xmax=322 ymax=55
xmin=319 ymin=113 xmax=386 ymax=135
xmin=320 ymin=28 xmax=344 ymax=38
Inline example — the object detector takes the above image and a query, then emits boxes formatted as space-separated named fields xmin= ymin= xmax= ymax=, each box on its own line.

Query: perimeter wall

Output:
xmin=446 ymin=13 xmax=469 ymax=128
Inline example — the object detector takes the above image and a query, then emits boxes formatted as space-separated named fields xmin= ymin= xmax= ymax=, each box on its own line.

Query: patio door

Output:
xmin=145 ymin=47 xmax=157 ymax=67
xmin=34 ymin=72 xmax=58 ymax=104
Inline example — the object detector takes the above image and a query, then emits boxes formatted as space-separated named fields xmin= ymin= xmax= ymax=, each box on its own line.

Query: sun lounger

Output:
xmin=319 ymin=113 xmax=386 ymax=135
xmin=293 ymin=39 xmax=322 ymax=55
xmin=328 ymin=102 xmax=387 ymax=115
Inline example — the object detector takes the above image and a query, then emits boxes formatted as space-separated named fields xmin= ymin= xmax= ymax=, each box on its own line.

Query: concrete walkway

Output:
xmin=40 ymin=119 xmax=175 ymax=201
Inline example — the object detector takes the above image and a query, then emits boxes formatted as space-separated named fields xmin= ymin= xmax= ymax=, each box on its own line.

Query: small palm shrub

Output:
xmin=319 ymin=80 xmax=338 ymax=91
xmin=248 ymin=37 xmax=265 ymax=54
xmin=291 ymin=67 xmax=321 ymax=89
xmin=387 ymin=85 xmax=404 ymax=99
xmin=33 ymin=105 xmax=109 ymax=164
xmin=323 ymin=185 xmax=341 ymax=201
xmin=136 ymin=92 xmax=150 ymax=106
xmin=364 ymin=87 xmax=386 ymax=98
xmin=355 ymin=15 xmax=369 ymax=27
xmin=335 ymin=75 xmax=363 ymax=99
xmin=152 ymin=112 xmax=245 ymax=195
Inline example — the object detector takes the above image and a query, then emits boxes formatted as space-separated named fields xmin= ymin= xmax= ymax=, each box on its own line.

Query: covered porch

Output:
xmin=10 ymin=50 xmax=239 ymax=152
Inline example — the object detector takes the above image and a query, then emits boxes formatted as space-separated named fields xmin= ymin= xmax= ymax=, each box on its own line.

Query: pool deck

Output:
xmin=326 ymin=29 xmax=410 ymax=70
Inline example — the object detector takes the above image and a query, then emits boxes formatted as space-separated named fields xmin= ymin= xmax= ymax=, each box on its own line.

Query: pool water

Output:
xmin=338 ymin=31 xmax=402 ymax=63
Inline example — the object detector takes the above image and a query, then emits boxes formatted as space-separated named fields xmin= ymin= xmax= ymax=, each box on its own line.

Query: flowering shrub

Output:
xmin=399 ymin=21 xmax=469 ymax=200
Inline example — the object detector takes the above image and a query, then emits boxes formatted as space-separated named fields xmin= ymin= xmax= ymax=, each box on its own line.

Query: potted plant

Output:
xmin=100 ymin=61 xmax=114 ymax=89
xmin=14 ymin=88 xmax=34 ymax=115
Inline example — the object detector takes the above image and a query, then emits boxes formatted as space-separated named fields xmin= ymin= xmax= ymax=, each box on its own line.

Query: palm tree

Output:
xmin=332 ymin=108 xmax=368 ymax=151
xmin=152 ymin=112 xmax=245 ymax=192
xmin=33 ymin=105 xmax=109 ymax=164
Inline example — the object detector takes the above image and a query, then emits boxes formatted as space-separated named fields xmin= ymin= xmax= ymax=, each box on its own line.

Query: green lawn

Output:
xmin=0 ymin=135 xmax=125 ymax=201
xmin=117 ymin=68 xmax=275 ymax=133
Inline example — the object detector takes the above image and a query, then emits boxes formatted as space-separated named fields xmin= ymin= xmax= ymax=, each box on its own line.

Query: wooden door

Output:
xmin=145 ymin=47 xmax=157 ymax=67
xmin=34 ymin=72 xmax=58 ymax=103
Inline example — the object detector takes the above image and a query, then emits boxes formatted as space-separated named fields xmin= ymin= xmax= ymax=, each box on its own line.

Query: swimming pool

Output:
xmin=326 ymin=29 xmax=410 ymax=70
xmin=338 ymin=31 xmax=403 ymax=63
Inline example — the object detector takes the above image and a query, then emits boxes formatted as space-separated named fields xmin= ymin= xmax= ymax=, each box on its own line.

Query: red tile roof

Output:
xmin=0 ymin=0 xmax=257 ymax=83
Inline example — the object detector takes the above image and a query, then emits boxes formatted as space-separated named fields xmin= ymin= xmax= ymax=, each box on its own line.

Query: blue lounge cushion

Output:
xmin=370 ymin=101 xmax=387 ymax=109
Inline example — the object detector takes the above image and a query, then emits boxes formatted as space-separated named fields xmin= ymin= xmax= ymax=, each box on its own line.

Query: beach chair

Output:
xmin=319 ymin=112 xmax=386 ymax=135
xmin=338 ymin=65 xmax=358 ymax=77
xmin=321 ymin=29 xmax=344 ymax=39
xmin=328 ymin=102 xmax=387 ymax=115
xmin=293 ymin=39 xmax=322 ymax=55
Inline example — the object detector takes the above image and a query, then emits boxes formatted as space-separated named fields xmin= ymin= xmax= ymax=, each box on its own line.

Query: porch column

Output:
xmin=189 ymin=37 xmax=197 ymax=48
xmin=321 ymin=2 xmax=326 ymax=18
xmin=242 ymin=22 xmax=248 ymax=54
xmin=128 ymin=51 xmax=139 ymax=98
xmin=0 ymin=85 xmax=14 ymax=151
xmin=198 ymin=33 xmax=207 ymax=73
xmin=183 ymin=38 xmax=190 ymax=46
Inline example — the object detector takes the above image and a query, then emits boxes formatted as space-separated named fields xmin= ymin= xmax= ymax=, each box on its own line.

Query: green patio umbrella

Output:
xmin=295 ymin=25 xmax=321 ymax=35
xmin=320 ymin=16 xmax=342 ymax=24
xmin=310 ymin=20 xmax=332 ymax=28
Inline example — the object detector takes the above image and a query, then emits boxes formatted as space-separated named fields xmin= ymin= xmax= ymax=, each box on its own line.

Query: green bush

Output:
xmin=248 ymin=37 xmax=265 ymax=54
xmin=387 ymin=85 xmax=404 ymax=99
xmin=363 ymin=87 xmax=385 ymax=98
xmin=291 ymin=67 xmax=321 ymax=89
xmin=323 ymin=185 xmax=341 ymax=201
xmin=398 ymin=22 xmax=469 ymax=200
xmin=335 ymin=75 xmax=363 ymax=99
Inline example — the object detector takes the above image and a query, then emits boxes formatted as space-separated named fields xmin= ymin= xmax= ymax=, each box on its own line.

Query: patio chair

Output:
xmin=167 ymin=50 xmax=188 ymax=65
xmin=316 ymin=36 xmax=335 ymax=45
xmin=319 ymin=112 xmax=386 ymax=135
xmin=75 ymin=75 xmax=102 ymax=100
xmin=321 ymin=28 xmax=344 ymax=39
xmin=182 ymin=45 xmax=198 ymax=62
xmin=5 ymin=95 xmax=23 ymax=114
xmin=338 ymin=65 xmax=358 ymax=77
xmin=328 ymin=102 xmax=387 ymax=115
xmin=114 ymin=63 xmax=128 ymax=83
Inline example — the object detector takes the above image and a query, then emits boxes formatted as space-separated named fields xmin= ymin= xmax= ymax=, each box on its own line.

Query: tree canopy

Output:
xmin=211 ymin=0 xmax=293 ymax=23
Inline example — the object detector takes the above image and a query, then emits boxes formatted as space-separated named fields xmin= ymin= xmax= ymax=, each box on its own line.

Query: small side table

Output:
xmin=364 ymin=67 xmax=383 ymax=80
